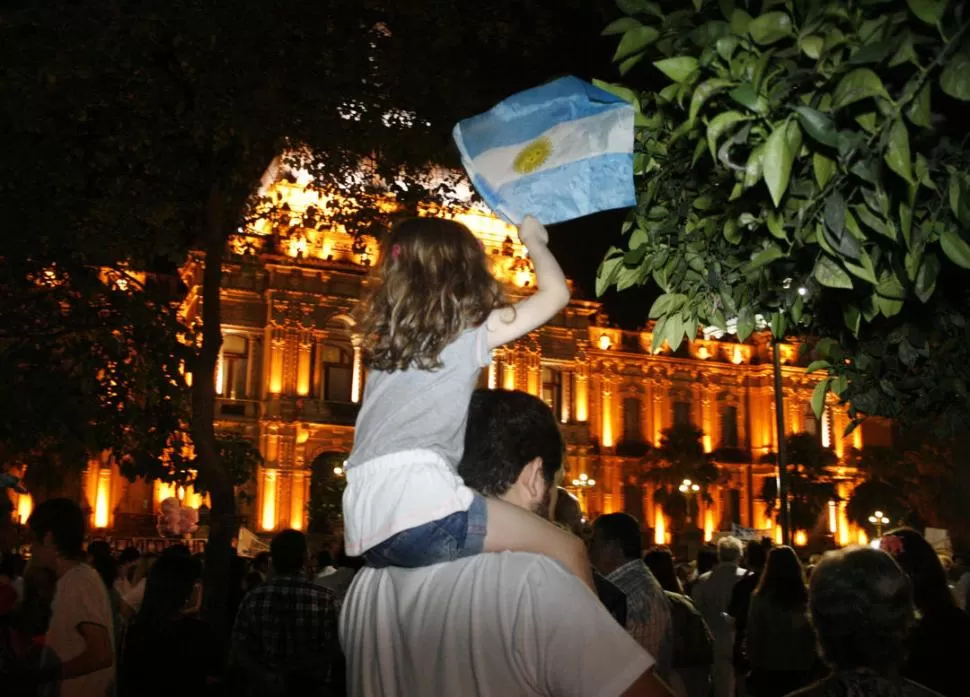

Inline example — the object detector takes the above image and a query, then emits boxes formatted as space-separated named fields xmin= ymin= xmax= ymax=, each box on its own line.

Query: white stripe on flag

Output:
xmin=470 ymin=107 xmax=633 ymax=191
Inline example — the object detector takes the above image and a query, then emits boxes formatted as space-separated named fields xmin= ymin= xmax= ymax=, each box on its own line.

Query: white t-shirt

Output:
xmin=47 ymin=563 xmax=116 ymax=697
xmin=340 ymin=552 xmax=654 ymax=697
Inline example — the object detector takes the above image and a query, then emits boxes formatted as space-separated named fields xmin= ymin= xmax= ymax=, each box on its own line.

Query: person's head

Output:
xmin=161 ymin=543 xmax=191 ymax=560
xmin=86 ymin=539 xmax=112 ymax=563
xmin=809 ymin=546 xmax=914 ymax=673
xmin=459 ymin=389 xmax=564 ymax=517
xmin=316 ymin=549 xmax=334 ymax=570
xmin=696 ymin=546 xmax=718 ymax=575
xmin=880 ymin=527 xmax=955 ymax=613
xmin=270 ymin=529 xmax=308 ymax=576
xmin=356 ymin=217 xmax=506 ymax=372
xmin=118 ymin=547 xmax=141 ymax=574
xmin=553 ymin=487 xmax=584 ymax=537
xmin=135 ymin=555 xmax=199 ymax=627
xmin=28 ymin=498 xmax=86 ymax=569
xmin=744 ymin=539 xmax=769 ymax=572
xmin=643 ymin=548 xmax=683 ymax=593
xmin=589 ymin=513 xmax=643 ymax=575
xmin=132 ymin=553 xmax=159 ymax=584
xmin=717 ymin=536 xmax=743 ymax=564
xmin=755 ymin=545 xmax=808 ymax=610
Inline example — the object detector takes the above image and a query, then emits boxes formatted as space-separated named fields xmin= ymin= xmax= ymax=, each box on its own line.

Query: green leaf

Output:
xmin=844 ymin=251 xmax=877 ymax=284
xmin=905 ymin=0 xmax=948 ymax=25
xmin=814 ymin=255 xmax=854 ymax=289
xmin=743 ymin=243 xmax=784 ymax=272
xmin=706 ymin=110 xmax=749 ymax=158
xmin=813 ymin=153 xmax=836 ymax=189
xmin=806 ymin=360 xmax=832 ymax=374
xmin=940 ymin=51 xmax=970 ymax=101
xmin=596 ymin=251 xmax=624 ymax=296
xmin=748 ymin=11 xmax=793 ymax=45
xmin=906 ymin=83 xmax=932 ymax=128
xmin=653 ymin=56 xmax=699 ymax=83
xmin=770 ymin=312 xmax=787 ymax=339
xmin=763 ymin=121 xmax=802 ymax=207
xmin=619 ymin=54 xmax=645 ymax=75
xmin=736 ymin=306 xmax=755 ymax=340
xmin=832 ymin=68 xmax=890 ymax=109
xmin=648 ymin=294 xmax=671 ymax=318
xmin=843 ymin=304 xmax=862 ymax=337
xmin=613 ymin=25 xmax=662 ymax=61
xmin=603 ymin=17 xmax=644 ymax=35
xmin=723 ymin=218 xmax=741 ymax=243
xmin=855 ymin=205 xmax=895 ymax=240
xmin=651 ymin=316 xmax=668 ymax=353
xmin=799 ymin=35 xmax=823 ymax=60
xmin=875 ymin=270 xmax=906 ymax=318
xmin=616 ymin=0 xmax=663 ymax=15
xmin=940 ymin=227 xmax=970 ymax=269
xmin=729 ymin=83 xmax=766 ymax=113
xmin=665 ymin=313 xmax=686 ymax=350
xmin=729 ymin=8 xmax=753 ymax=35
xmin=899 ymin=200 xmax=913 ymax=250
xmin=890 ymin=33 xmax=919 ymax=67
xmin=915 ymin=252 xmax=940 ymax=302
xmin=766 ymin=210 xmax=786 ymax=239
xmin=793 ymin=106 xmax=838 ymax=147
xmin=744 ymin=144 xmax=765 ymax=188
xmin=592 ymin=80 xmax=639 ymax=105
xmin=716 ymin=36 xmax=740 ymax=61
xmin=615 ymin=265 xmax=641 ymax=291
xmin=884 ymin=119 xmax=914 ymax=184
xmin=811 ymin=378 xmax=831 ymax=420
xmin=689 ymin=79 xmax=734 ymax=126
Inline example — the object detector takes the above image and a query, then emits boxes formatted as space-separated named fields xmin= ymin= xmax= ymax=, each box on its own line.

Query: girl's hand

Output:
xmin=518 ymin=215 xmax=548 ymax=249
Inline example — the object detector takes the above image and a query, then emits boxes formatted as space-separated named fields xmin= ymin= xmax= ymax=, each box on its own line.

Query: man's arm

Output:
xmin=486 ymin=215 xmax=569 ymax=349
xmin=47 ymin=622 xmax=113 ymax=680
xmin=620 ymin=667 xmax=675 ymax=697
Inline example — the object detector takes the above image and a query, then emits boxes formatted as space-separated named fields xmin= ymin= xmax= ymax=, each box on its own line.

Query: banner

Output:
xmin=731 ymin=523 xmax=773 ymax=542
xmin=237 ymin=526 xmax=270 ymax=559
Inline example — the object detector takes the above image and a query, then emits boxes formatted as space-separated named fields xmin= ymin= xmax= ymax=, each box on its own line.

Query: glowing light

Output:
xmin=487 ymin=363 xmax=497 ymax=390
xmin=155 ymin=481 xmax=177 ymax=507
xmin=602 ymin=389 xmax=614 ymax=448
xmin=857 ymin=528 xmax=869 ymax=545
xmin=598 ymin=334 xmax=612 ymax=351
xmin=351 ymin=343 xmax=363 ymax=403
xmin=261 ymin=470 xmax=278 ymax=532
xmin=654 ymin=507 xmax=666 ymax=546
xmin=732 ymin=346 xmax=744 ymax=365
xmin=794 ymin=530 xmax=808 ymax=546
xmin=575 ymin=376 xmax=588 ymax=422
xmin=797 ymin=287 xmax=808 ymax=296
xmin=290 ymin=472 xmax=305 ymax=531
xmin=704 ymin=508 xmax=714 ymax=542
xmin=215 ymin=352 xmax=224 ymax=395
xmin=703 ymin=434 xmax=712 ymax=453
xmin=269 ymin=340 xmax=284 ymax=395
xmin=852 ymin=422 xmax=863 ymax=450
xmin=821 ymin=406 xmax=832 ymax=448
xmin=94 ymin=469 xmax=111 ymax=529
xmin=697 ymin=346 xmax=710 ymax=360
xmin=828 ymin=501 xmax=838 ymax=533
xmin=16 ymin=493 xmax=32 ymax=524
xmin=297 ymin=345 xmax=312 ymax=396
xmin=502 ymin=362 xmax=516 ymax=390
xmin=774 ymin=524 xmax=783 ymax=545
xmin=333 ymin=466 xmax=344 ymax=477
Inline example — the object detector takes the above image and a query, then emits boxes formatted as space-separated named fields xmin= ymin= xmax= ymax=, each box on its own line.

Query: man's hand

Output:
xmin=518 ymin=215 xmax=548 ymax=249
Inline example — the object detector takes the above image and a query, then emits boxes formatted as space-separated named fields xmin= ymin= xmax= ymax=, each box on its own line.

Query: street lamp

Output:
xmin=678 ymin=478 xmax=701 ymax=524
xmin=868 ymin=510 xmax=890 ymax=537
xmin=678 ymin=478 xmax=700 ymax=494
xmin=571 ymin=473 xmax=596 ymax=514
xmin=333 ymin=461 xmax=347 ymax=478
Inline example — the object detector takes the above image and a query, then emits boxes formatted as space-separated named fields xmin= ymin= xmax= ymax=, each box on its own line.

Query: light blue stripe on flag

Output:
xmin=453 ymin=76 xmax=635 ymax=225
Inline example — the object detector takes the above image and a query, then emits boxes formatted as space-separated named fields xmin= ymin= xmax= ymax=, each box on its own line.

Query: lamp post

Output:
xmin=868 ymin=510 xmax=890 ymax=537
xmin=678 ymin=478 xmax=701 ymax=526
xmin=571 ymin=472 xmax=596 ymax=513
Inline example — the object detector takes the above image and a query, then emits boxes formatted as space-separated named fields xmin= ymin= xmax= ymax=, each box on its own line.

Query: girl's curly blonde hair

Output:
xmin=355 ymin=217 xmax=508 ymax=372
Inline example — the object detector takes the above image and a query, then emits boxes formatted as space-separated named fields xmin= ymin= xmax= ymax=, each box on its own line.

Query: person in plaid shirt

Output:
xmin=230 ymin=529 xmax=340 ymax=697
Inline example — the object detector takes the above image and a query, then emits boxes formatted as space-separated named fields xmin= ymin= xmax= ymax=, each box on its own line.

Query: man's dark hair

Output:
xmin=119 ymin=547 xmax=141 ymax=565
xmin=592 ymin=513 xmax=643 ymax=561
xmin=253 ymin=551 xmax=271 ymax=572
xmin=316 ymin=550 xmax=334 ymax=569
xmin=27 ymin=498 xmax=85 ymax=558
xmin=745 ymin=538 xmax=769 ymax=570
xmin=459 ymin=389 xmax=563 ymax=496
xmin=809 ymin=546 xmax=914 ymax=671
xmin=271 ymin=529 xmax=308 ymax=575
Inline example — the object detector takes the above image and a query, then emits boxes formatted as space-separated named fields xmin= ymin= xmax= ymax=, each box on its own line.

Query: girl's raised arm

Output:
xmin=486 ymin=215 xmax=570 ymax=349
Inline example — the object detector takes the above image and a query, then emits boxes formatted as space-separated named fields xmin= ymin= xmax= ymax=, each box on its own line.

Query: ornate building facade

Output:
xmin=22 ymin=176 xmax=886 ymax=547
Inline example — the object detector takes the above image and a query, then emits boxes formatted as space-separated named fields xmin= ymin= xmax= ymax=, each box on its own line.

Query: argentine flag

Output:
xmin=452 ymin=76 xmax=635 ymax=226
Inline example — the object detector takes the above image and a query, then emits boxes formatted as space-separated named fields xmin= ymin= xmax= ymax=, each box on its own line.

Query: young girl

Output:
xmin=343 ymin=214 xmax=594 ymax=589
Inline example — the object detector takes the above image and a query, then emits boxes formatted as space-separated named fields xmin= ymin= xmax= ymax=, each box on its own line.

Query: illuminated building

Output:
xmin=67 ymin=171 xmax=886 ymax=542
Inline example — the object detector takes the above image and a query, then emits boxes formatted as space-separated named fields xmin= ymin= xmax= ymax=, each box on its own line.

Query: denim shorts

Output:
xmin=362 ymin=493 xmax=488 ymax=568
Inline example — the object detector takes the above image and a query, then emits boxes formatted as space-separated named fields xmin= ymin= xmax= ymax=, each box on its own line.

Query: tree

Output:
xmin=307 ymin=453 xmax=348 ymax=537
xmin=761 ymin=433 xmax=837 ymax=532
xmin=646 ymin=423 xmax=722 ymax=529
xmin=3 ymin=0 xmax=609 ymax=639
xmin=593 ymin=0 xmax=970 ymax=430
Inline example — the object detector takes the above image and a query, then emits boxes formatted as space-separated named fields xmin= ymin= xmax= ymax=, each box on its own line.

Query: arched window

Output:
xmin=320 ymin=345 xmax=353 ymax=403
xmin=219 ymin=334 xmax=249 ymax=399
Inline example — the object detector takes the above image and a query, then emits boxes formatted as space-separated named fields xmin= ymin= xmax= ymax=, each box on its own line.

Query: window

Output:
xmin=541 ymin=367 xmax=562 ymax=415
xmin=219 ymin=334 xmax=249 ymax=399
xmin=804 ymin=402 xmax=818 ymax=436
xmin=321 ymin=345 xmax=353 ymax=402
xmin=622 ymin=397 xmax=642 ymax=442
xmin=673 ymin=401 xmax=692 ymax=426
xmin=720 ymin=405 xmax=739 ymax=448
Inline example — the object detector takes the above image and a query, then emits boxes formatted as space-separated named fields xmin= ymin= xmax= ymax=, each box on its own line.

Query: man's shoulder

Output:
xmin=248 ymin=576 xmax=338 ymax=605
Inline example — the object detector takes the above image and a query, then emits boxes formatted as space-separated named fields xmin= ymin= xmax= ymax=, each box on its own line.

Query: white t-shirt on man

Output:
xmin=47 ymin=563 xmax=116 ymax=697
xmin=340 ymin=551 xmax=654 ymax=697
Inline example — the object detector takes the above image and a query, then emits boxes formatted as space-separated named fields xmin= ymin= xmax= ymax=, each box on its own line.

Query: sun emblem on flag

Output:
xmin=513 ymin=137 xmax=553 ymax=174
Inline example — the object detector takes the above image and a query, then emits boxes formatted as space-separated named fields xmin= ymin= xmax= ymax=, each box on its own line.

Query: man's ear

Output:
xmin=521 ymin=456 xmax=546 ymax=501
